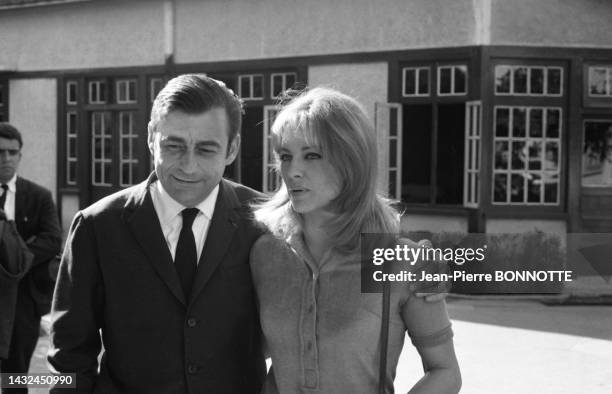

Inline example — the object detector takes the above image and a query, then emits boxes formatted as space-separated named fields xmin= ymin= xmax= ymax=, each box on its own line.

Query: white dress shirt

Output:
xmin=0 ymin=174 xmax=17 ymax=220
xmin=150 ymin=180 xmax=219 ymax=263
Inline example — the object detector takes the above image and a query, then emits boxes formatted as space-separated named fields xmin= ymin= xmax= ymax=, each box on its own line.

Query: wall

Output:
xmin=9 ymin=78 xmax=57 ymax=199
xmin=491 ymin=0 xmax=612 ymax=48
xmin=176 ymin=0 xmax=479 ymax=63
xmin=0 ymin=0 xmax=165 ymax=71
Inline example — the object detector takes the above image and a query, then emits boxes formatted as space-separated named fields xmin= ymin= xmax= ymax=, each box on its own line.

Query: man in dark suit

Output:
xmin=0 ymin=123 xmax=62 ymax=385
xmin=49 ymin=74 xmax=266 ymax=393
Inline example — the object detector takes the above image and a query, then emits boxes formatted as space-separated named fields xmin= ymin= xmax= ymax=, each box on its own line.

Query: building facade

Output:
xmin=1 ymin=0 xmax=611 ymax=250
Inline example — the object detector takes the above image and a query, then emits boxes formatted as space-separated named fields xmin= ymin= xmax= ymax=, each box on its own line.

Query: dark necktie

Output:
xmin=0 ymin=184 xmax=8 ymax=211
xmin=175 ymin=208 xmax=199 ymax=299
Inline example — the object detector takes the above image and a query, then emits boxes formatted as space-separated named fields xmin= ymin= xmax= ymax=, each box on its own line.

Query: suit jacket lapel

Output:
xmin=123 ymin=173 xmax=186 ymax=305
xmin=190 ymin=179 xmax=239 ymax=301
xmin=14 ymin=177 xmax=28 ymax=233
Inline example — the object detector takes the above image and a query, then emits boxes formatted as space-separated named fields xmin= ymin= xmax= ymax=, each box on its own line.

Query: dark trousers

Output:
xmin=0 ymin=281 xmax=41 ymax=394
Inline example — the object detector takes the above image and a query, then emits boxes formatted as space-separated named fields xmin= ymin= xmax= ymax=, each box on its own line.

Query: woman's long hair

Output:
xmin=254 ymin=87 xmax=399 ymax=253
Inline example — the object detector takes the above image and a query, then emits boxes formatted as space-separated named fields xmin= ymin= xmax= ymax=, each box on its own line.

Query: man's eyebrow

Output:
xmin=161 ymin=136 xmax=186 ymax=144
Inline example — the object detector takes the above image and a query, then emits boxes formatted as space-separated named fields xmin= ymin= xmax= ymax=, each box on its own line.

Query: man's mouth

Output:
xmin=173 ymin=176 xmax=200 ymax=184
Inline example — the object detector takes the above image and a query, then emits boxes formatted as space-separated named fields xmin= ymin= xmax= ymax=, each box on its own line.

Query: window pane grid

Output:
xmin=116 ymin=79 xmax=137 ymax=104
xmin=495 ymin=65 xmax=563 ymax=96
xmin=588 ymin=66 xmax=612 ymax=97
xmin=402 ymin=67 xmax=430 ymax=97
xmin=238 ymin=74 xmax=264 ymax=100
xmin=271 ymin=72 xmax=297 ymax=98
xmin=91 ymin=112 xmax=112 ymax=186
xmin=66 ymin=112 xmax=78 ymax=185
xmin=119 ymin=112 xmax=138 ymax=187
xmin=492 ymin=105 xmax=561 ymax=205
xmin=66 ymin=81 xmax=78 ymax=105
xmin=437 ymin=65 xmax=468 ymax=96
xmin=88 ymin=81 xmax=107 ymax=104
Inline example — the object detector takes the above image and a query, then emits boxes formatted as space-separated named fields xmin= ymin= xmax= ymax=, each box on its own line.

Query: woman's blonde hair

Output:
xmin=254 ymin=87 xmax=399 ymax=253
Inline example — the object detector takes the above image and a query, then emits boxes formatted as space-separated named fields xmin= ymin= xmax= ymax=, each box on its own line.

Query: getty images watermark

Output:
xmin=360 ymin=233 xmax=612 ymax=294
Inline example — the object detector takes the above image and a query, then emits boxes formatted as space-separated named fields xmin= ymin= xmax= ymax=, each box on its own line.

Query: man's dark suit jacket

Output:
xmin=49 ymin=174 xmax=266 ymax=394
xmin=14 ymin=177 xmax=63 ymax=314
xmin=0 ymin=177 xmax=61 ymax=359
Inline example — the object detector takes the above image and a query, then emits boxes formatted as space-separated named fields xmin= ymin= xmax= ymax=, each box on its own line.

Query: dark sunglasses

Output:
xmin=0 ymin=148 xmax=20 ymax=156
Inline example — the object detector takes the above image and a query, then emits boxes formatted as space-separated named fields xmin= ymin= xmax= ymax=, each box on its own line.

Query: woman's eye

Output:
xmin=305 ymin=152 xmax=321 ymax=160
xmin=279 ymin=153 xmax=291 ymax=162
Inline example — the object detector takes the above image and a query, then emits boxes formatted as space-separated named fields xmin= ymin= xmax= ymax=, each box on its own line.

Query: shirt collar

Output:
xmin=152 ymin=180 xmax=219 ymax=223
xmin=3 ymin=174 xmax=17 ymax=192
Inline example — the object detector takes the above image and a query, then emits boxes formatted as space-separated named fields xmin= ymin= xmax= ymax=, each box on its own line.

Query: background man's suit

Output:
xmin=1 ymin=177 xmax=62 ymax=375
xmin=49 ymin=174 xmax=266 ymax=394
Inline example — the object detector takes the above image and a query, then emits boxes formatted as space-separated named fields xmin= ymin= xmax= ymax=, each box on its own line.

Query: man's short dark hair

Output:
xmin=148 ymin=74 xmax=244 ymax=144
xmin=0 ymin=123 xmax=23 ymax=148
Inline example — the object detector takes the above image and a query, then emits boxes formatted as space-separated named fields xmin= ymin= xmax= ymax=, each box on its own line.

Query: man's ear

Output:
xmin=225 ymin=134 xmax=241 ymax=165
xmin=147 ymin=126 xmax=156 ymax=155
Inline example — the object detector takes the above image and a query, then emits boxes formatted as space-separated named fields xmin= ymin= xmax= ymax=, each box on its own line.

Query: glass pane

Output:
xmin=68 ymin=161 xmax=77 ymax=184
xmin=439 ymin=67 xmax=451 ymax=94
xmin=404 ymin=69 xmax=416 ymax=95
xmin=118 ymin=82 xmax=127 ymax=102
xmin=253 ymin=76 xmax=263 ymax=98
xmin=511 ymin=141 xmax=526 ymax=169
xmin=544 ymin=182 xmax=558 ymax=203
xmin=121 ymin=137 xmax=130 ymax=160
xmin=99 ymin=82 xmax=107 ymax=102
xmin=94 ymin=162 xmax=102 ymax=184
xmin=454 ymin=66 xmax=467 ymax=93
xmin=240 ymin=77 xmax=250 ymax=98
xmin=389 ymin=108 xmax=398 ymax=137
xmin=104 ymin=162 xmax=112 ymax=184
xmin=68 ymin=113 xmax=77 ymax=135
xmin=528 ymin=141 xmax=542 ymax=170
xmin=272 ymin=75 xmax=283 ymax=97
xmin=510 ymin=173 xmax=525 ymax=202
xmin=589 ymin=68 xmax=607 ymax=95
xmin=527 ymin=176 xmax=541 ymax=203
xmin=512 ymin=107 xmax=526 ymax=137
xmin=389 ymin=169 xmax=397 ymax=197
xmin=495 ymin=107 xmax=510 ymax=137
xmin=68 ymin=137 xmax=77 ymax=158
xmin=122 ymin=163 xmax=130 ymax=185
xmin=90 ymin=83 xmax=98 ymax=103
xmin=92 ymin=113 xmax=102 ymax=136
xmin=495 ymin=141 xmax=509 ymax=169
xmin=545 ymin=142 xmax=559 ymax=171
xmin=495 ymin=66 xmax=511 ymax=94
xmin=418 ymin=68 xmax=429 ymax=95
xmin=128 ymin=81 xmax=136 ymax=102
xmin=582 ymin=121 xmax=612 ymax=186
xmin=514 ymin=67 xmax=528 ymax=94
xmin=493 ymin=174 xmax=507 ymax=203
xmin=530 ymin=68 xmax=544 ymax=94
xmin=286 ymin=74 xmax=296 ymax=90
xmin=529 ymin=108 xmax=543 ymax=137
xmin=389 ymin=139 xmax=397 ymax=166
xmin=67 ymin=82 xmax=77 ymax=104
xmin=546 ymin=108 xmax=561 ymax=138
xmin=0 ymin=84 xmax=3 ymax=106
xmin=104 ymin=138 xmax=112 ymax=160
xmin=547 ymin=68 xmax=562 ymax=95
xmin=475 ymin=141 xmax=480 ymax=169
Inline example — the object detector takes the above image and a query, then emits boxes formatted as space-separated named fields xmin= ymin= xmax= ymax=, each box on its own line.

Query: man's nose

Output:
xmin=179 ymin=150 xmax=198 ymax=173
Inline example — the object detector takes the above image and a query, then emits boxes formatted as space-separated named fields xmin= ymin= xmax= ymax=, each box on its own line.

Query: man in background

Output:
xmin=0 ymin=122 xmax=62 ymax=391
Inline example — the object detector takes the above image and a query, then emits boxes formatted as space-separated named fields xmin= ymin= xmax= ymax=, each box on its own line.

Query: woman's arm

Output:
xmin=401 ymin=296 xmax=461 ymax=394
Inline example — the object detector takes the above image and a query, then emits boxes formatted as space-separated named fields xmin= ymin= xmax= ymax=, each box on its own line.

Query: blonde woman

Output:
xmin=251 ymin=87 xmax=461 ymax=393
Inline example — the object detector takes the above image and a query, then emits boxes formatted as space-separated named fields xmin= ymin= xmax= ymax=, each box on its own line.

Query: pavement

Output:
xmin=24 ymin=298 xmax=612 ymax=393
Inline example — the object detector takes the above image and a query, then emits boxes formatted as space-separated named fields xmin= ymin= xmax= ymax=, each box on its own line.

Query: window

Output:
xmin=150 ymin=78 xmax=164 ymax=103
xmin=0 ymin=82 xmax=5 ymax=122
xmin=66 ymin=112 xmax=78 ymax=185
xmin=116 ymin=79 xmax=137 ymax=104
xmin=464 ymin=102 xmax=481 ymax=207
xmin=402 ymin=67 xmax=430 ymax=97
xmin=492 ymin=106 xmax=561 ymax=204
xmin=66 ymin=81 xmax=78 ymax=104
xmin=238 ymin=74 xmax=264 ymax=100
xmin=91 ymin=111 xmax=112 ymax=186
xmin=495 ymin=65 xmax=563 ymax=96
xmin=437 ymin=65 xmax=467 ymax=96
xmin=262 ymin=105 xmax=281 ymax=194
xmin=271 ymin=73 xmax=297 ymax=98
xmin=119 ymin=111 xmax=138 ymax=186
xmin=88 ymin=80 xmax=107 ymax=104
xmin=582 ymin=120 xmax=612 ymax=187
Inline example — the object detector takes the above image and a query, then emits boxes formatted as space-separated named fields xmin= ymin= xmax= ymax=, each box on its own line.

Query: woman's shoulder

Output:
xmin=252 ymin=233 xmax=285 ymax=254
